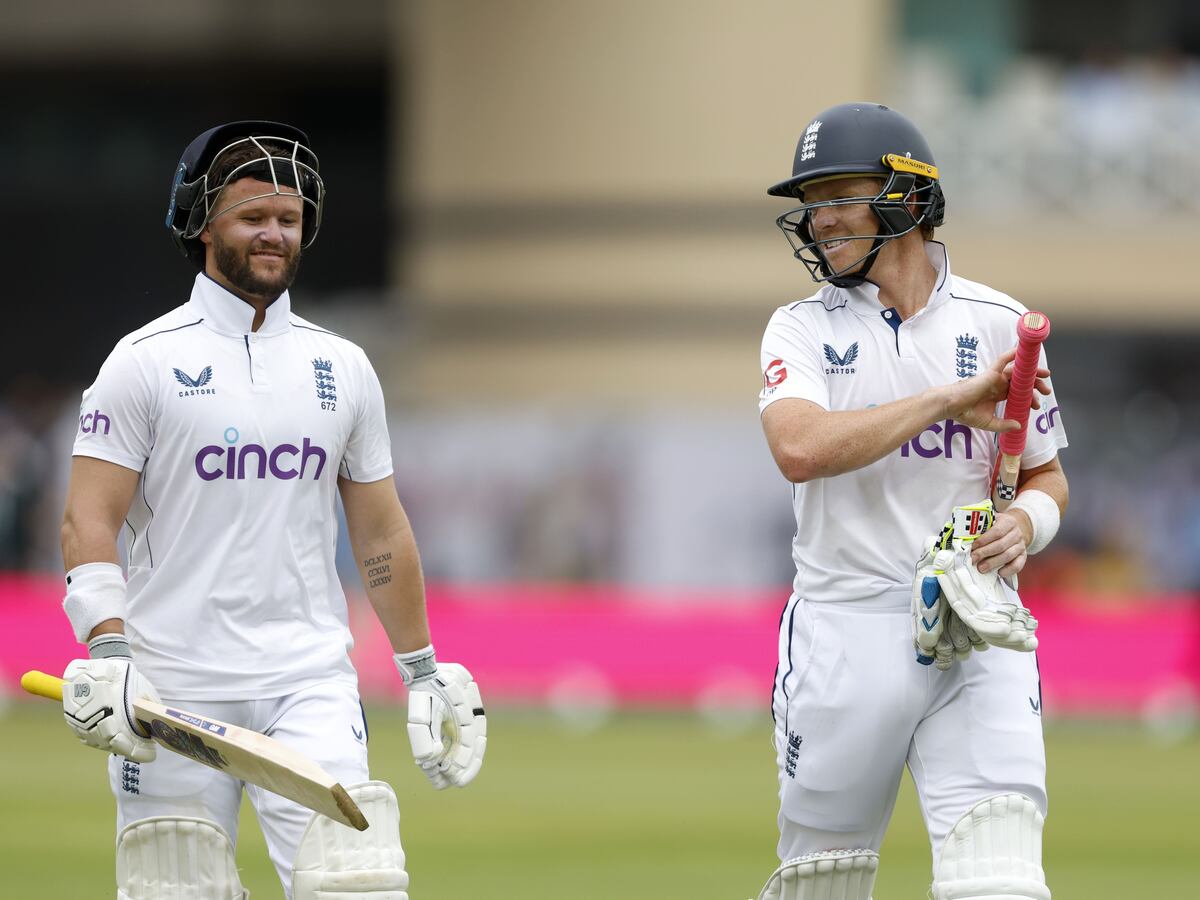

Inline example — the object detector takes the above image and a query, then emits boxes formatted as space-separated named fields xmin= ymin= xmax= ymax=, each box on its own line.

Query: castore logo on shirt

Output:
xmin=173 ymin=365 xmax=216 ymax=397
xmin=823 ymin=342 xmax=858 ymax=374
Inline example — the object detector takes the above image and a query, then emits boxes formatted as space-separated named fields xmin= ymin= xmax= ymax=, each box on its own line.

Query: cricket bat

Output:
xmin=991 ymin=311 xmax=1051 ymax=512
xmin=20 ymin=670 xmax=368 ymax=831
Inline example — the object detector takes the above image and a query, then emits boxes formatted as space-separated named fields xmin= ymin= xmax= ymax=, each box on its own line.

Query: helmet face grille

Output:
xmin=166 ymin=122 xmax=325 ymax=267
xmin=774 ymin=172 xmax=944 ymax=285
xmin=181 ymin=136 xmax=325 ymax=247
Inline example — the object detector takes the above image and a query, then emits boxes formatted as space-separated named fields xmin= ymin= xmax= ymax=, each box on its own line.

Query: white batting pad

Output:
xmin=933 ymin=793 xmax=1051 ymax=900
xmin=292 ymin=780 xmax=409 ymax=899
xmin=757 ymin=849 xmax=878 ymax=900
xmin=116 ymin=816 xmax=247 ymax=900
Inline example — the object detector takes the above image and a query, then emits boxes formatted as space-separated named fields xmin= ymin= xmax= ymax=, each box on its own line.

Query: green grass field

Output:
xmin=2 ymin=703 xmax=1196 ymax=898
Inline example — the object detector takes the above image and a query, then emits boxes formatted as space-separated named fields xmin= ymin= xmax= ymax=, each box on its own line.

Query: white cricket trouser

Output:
xmin=771 ymin=594 xmax=1047 ymax=871
xmin=108 ymin=680 xmax=371 ymax=897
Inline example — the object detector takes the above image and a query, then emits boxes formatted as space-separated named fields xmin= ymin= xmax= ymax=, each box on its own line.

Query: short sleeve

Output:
xmin=339 ymin=352 xmax=394 ymax=483
xmin=1018 ymin=345 xmax=1068 ymax=468
xmin=758 ymin=308 xmax=831 ymax=414
xmin=72 ymin=344 xmax=154 ymax=472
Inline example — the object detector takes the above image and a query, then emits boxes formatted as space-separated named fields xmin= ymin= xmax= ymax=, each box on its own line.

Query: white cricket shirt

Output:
xmin=73 ymin=273 xmax=394 ymax=699
xmin=759 ymin=242 xmax=1068 ymax=606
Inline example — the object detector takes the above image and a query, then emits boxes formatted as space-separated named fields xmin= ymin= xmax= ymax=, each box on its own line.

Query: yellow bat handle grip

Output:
xmin=21 ymin=670 xmax=65 ymax=701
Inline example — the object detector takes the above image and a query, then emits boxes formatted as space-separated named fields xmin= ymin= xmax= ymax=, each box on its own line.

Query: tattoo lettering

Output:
xmin=363 ymin=552 xmax=393 ymax=590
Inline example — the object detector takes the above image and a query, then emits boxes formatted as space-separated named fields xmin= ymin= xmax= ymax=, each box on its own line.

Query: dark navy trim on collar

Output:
xmin=787 ymin=295 xmax=849 ymax=313
xmin=131 ymin=319 xmax=205 ymax=345
xmin=951 ymin=293 xmax=1022 ymax=316
xmin=881 ymin=307 xmax=902 ymax=354
xmin=290 ymin=320 xmax=348 ymax=340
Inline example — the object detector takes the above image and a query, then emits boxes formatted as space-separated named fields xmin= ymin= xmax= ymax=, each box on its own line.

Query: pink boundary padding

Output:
xmin=4 ymin=574 xmax=1198 ymax=713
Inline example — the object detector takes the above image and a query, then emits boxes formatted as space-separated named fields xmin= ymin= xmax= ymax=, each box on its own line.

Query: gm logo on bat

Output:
xmin=136 ymin=712 xmax=231 ymax=769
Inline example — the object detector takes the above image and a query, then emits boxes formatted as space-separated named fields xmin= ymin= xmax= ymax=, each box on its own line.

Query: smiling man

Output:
xmin=57 ymin=121 xmax=487 ymax=900
xmin=753 ymin=103 xmax=1069 ymax=900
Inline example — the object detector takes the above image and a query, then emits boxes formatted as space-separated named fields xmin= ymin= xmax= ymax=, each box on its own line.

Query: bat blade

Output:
xmin=21 ymin=670 xmax=368 ymax=831
xmin=991 ymin=311 xmax=1052 ymax=511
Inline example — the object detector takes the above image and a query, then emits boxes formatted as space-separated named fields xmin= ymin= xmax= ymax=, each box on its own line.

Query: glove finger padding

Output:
xmin=935 ymin=546 xmax=1038 ymax=652
xmin=406 ymin=663 xmax=487 ymax=789
xmin=912 ymin=536 xmax=951 ymax=667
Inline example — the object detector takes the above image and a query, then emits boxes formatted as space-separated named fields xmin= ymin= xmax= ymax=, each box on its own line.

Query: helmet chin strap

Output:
xmin=821 ymin=235 xmax=887 ymax=288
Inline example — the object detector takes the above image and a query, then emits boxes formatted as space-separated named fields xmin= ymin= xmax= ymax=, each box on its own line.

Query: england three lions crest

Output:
xmin=955 ymin=334 xmax=978 ymax=379
xmin=312 ymin=357 xmax=337 ymax=408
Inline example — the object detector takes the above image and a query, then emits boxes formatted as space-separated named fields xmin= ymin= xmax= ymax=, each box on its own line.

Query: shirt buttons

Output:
xmin=883 ymin=310 xmax=892 ymax=318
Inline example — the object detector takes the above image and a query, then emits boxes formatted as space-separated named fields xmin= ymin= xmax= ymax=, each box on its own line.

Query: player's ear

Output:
xmin=199 ymin=225 xmax=212 ymax=246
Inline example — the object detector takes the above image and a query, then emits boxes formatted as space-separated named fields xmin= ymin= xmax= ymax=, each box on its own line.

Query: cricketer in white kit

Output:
xmin=59 ymin=121 xmax=486 ymax=900
xmin=752 ymin=103 xmax=1069 ymax=900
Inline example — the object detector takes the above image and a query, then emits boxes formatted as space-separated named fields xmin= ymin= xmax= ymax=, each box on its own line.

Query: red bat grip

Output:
xmin=997 ymin=312 xmax=1051 ymax=457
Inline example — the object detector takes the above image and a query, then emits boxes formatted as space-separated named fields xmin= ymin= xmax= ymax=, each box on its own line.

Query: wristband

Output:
xmin=62 ymin=562 xmax=127 ymax=643
xmin=393 ymin=644 xmax=438 ymax=686
xmin=1009 ymin=489 xmax=1060 ymax=555
xmin=87 ymin=632 xmax=132 ymax=659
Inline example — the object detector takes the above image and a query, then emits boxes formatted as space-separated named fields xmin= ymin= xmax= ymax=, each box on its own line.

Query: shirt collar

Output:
xmin=839 ymin=240 xmax=953 ymax=319
xmin=188 ymin=272 xmax=293 ymax=337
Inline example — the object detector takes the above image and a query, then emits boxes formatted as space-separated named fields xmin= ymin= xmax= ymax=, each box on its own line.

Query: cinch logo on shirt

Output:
xmin=194 ymin=427 xmax=327 ymax=481
xmin=823 ymin=342 xmax=858 ymax=375
xmin=1035 ymin=406 xmax=1061 ymax=434
xmin=79 ymin=409 xmax=111 ymax=435
xmin=900 ymin=419 xmax=975 ymax=459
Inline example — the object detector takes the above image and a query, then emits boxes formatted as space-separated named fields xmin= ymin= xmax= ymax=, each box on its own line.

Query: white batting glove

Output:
xmin=934 ymin=501 xmax=1039 ymax=652
xmin=913 ymin=528 xmax=989 ymax=670
xmin=395 ymin=647 xmax=487 ymax=789
xmin=912 ymin=535 xmax=948 ymax=667
xmin=942 ymin=609 xmax=989 ymax=665
xmin=62 ymin=634 xmax=159 ymax=762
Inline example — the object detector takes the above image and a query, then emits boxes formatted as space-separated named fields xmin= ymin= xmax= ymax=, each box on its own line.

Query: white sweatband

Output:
xmin=62 ymin=562 xmax=128 ymax=643
xmin=393 ymin=644 xmax=438 ymax=685
xmin=1009 ymin=489 xmax=1060 ymax=555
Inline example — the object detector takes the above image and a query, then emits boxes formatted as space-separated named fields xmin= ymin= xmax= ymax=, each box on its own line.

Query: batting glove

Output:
xmin=395 ymin=647 xmax=487 ymax=789
xmin=62 ymin=634 xmax=159 ymax=762
xmin=934 ymin=501 xmax=1039 ymax=652
xmin=913 ymin=525 xmax=989 ymax=670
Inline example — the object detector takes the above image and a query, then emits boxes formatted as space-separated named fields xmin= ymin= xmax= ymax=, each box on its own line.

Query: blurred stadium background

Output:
xmin=3 ymin=0 xmax=1199 ymax=896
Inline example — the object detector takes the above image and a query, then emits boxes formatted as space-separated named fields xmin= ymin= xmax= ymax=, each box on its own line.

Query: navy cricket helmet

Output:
xmin=768 ymin=102 xmax=945 ymax=287
xmin=165 ymin=120 xmax=325 ymax=268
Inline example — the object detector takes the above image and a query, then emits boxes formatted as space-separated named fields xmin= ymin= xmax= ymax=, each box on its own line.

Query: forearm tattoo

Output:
xmin=363 ymin=552 xmax=393 ymax=589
